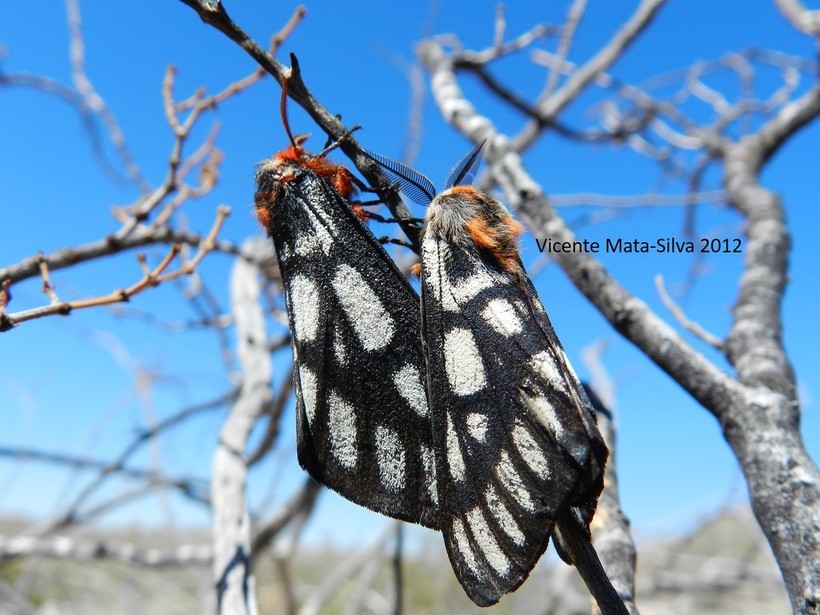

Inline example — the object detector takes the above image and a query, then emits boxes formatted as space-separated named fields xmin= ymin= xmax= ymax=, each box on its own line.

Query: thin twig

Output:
xmin=65 ymin=0 xmax=149 ymax=190
xmin=0 ymin=207 xmax=230 ymax=331
xmin=0 ymin=534 xmax=212 ymax=567
xmin=655 ymin=274 xmax=724 ymax=350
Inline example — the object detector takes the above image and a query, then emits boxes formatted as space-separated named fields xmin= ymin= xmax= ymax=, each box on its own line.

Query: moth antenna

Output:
xmin=444 ymin=139 xmax=486 ymax=189
xmin=364 ymin=150 xmax=437 ymax=206
xmin=279 ymin=70 xmax=300 ymax=154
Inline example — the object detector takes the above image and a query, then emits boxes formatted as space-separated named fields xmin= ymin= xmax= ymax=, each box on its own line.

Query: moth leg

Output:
xmin=365 ymin=211 xmax=424 ymax=225
xmin=317 ymin=125 xmax=362 ymax=158
xmin=378 ymin=236 xmax=415 ymax=248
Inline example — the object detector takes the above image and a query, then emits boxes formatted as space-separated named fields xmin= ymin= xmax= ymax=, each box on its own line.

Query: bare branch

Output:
xmin=582 ymin=383 xmax=638 ymax=615
xmin=246 ymin=367 xmax=294 ymax=466
xmin=298 ymin=525 xmax=395 ymax=615
xmin=0 ymin=225 xmax=243 ymax=287
xmin=250 ymin=478 xmax=321 ymax=564
xmin=542 ymin=0 xmax=589 ymax=100
xmin=655 ymin=274 xmax=725 ymax=350
xmin=212 ymin=238 xmax=274 ymax=615
xmin=0 ymin=534 xmax=211 ymax=567
xmin=774 ymin=0 xmax=820 ymax=36
xmin=65 ymin=0 xmax=149 ymax=190
xmin=752 ymin=84 xmax=820 ymax=167
xmin=31 ymin=387 xmax=236 ymax=538
xmin=0 ymin=446 xmax=208 ymax=503
xmin=419 ymin=39 xmax=740 ymax=417
xmin=454 ymin=22 xmax=556 ymax=65
xmin=177 ymin=0 xmax=422 ymax=250
xmin=0 ymin=207 xmax=230 ymax=331
xmin=524 ymin=0 xmax=667 ymax=142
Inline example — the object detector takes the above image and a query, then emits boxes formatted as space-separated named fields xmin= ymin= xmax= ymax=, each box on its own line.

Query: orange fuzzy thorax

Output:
xmin=275 ymin=144 xmax=358 ymax=200
xmin=434 ymin=186 xmax=525 ymax=280
xmin=255 ymin=144 xmax=364 ymax=230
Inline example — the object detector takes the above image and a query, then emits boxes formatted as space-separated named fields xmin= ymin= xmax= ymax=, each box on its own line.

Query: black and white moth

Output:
xmin=366 ymin=143 xmax=608 ymax=606
xmin=255 ymin=118 xmax=607 ymax=606
xmin=254 ymin=132 xmax=439 ymax=529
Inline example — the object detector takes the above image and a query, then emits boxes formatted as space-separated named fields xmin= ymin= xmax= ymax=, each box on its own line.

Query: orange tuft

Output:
xmin=271 ymin=138 xmax=358 ymax=200
xmin=298 ymin=155 xmax=358 ymax=200
xmin=465 ymin=213 xmax=524 ymax=279
xmin=328 ymin=166 xmax=357 ymax=199
xmin=465 ymin=216 xmax=499 ymax=251
xmin=504 ymin=215 xmax=524 ymax=237
xmin=255 ymin=204 xmax=272 ymax=231
xmin=351 ymin=204 xmax=370 ymax=222
xmin=448 ymin=185 xmax=477 ymax=196
xmin=272 ymin=145 xmax=302 ymax=165
xmin=410 ymin=263 xmax=423 ymax=277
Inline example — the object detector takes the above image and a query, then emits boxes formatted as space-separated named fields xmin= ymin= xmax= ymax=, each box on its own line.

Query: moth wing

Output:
xmin=421 ymin=237 xmax=606 ymax=605
xmin=258 ymin=161 xmax=439 ymax=529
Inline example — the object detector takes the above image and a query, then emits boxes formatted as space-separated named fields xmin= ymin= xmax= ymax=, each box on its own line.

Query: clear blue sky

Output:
xmin=1 ymin=0 xmax=818 ymax=550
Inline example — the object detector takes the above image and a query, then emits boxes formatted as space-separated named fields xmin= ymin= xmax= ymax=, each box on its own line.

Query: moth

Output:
xmin=365 ymin=142 xmax=608 ymax=606
xmin=255 ymin=101 xmax=607 ymax=604
xmin=254 ymin=122 xmax=439 ymax=530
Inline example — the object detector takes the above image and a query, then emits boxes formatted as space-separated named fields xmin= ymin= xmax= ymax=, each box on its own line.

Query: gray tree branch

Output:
xmin=419 ymin=24 xmax=820 ymax=613
xmin=0 ymin=534 xmax=212 ymax=567
xmin=774 ymin=0 xmax=820 ymax=36
xmin=212 ymin=238 xmax=274 ymax=615
xmin=515 ymin=0 xmax=667 ymax=150
xmin=178 ymin=0 xmax=422 ymax=249
xmin=419 ymin=39 xmax=741 ymax=416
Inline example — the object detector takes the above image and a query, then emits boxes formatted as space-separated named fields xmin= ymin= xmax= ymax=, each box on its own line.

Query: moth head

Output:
xmin=261 ymin=72 xmax=359 ymax=206
xmin=253 ymin=155 xmax=298 ymax=233
xmin=364 ymin=140 xmax=524 ymax=277
xmin=432 ymin=186 xmax=525 ymax=279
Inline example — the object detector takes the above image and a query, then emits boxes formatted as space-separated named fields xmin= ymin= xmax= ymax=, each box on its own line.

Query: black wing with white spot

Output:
xmin=255 ymin=158 xmax=439 ymax=529
xmin=420 ymin=190 xmax=607 ymax=606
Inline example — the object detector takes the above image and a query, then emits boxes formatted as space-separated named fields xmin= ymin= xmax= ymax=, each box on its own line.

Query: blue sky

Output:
xmin=1 ymin=0 xmax=818 ymax=552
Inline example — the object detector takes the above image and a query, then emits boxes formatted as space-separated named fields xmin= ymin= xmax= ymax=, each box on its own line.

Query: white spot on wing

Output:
xmin=332 ymin=264 xmax=395 ymax=351
xmin=422 ymin=239 xmax=459 ymax=312
xmin=328 ymin=391 xmax=357 ymax=469
xmin=447 ymin=414 xmax=466 ymax=482
xmin=512 ymin=421 xmax=550 ymax=479
xmin=444 ymin=328 xmax=486 ymax=396
xmin=451 ymin=252 xmax=509 ymax=306
xmin=295 ymin=205 xmax=335 ymax=256
xmin=496 ymin=451 xmax=534 ymax=511
xmin=481 ymin=298 xmax=523 ymax=337
xmin=279 ymin=241 xmax=292 ymax=263
xmin=298 ymin=366 xmax=317 ymax=426
xmin=466 ymin=413 xmax=488 ymax=442
xmin=451 ymin=273 xmax=494 ymax=306
xmin=376 ymin=426 xmax=405 ymax=492
xmin=452 ymin=518 xmax=481 ymax=576
xmin=332 ymin=324 xmax=347 ymax=365
xmin=393 ymin=364 xmax=429 ymax=417
xmin=467 ymin=507 xmax=510 ymax=576
xmin=422 ymin=241 xmax=509 ymax=313
xmin=293 ymin=229 xmax=322 ymax=257
xmin=420 ymin=445 xmax=438 ymax=506
xmin=556 ymin=346 xmax=576 ymax=379
xmin=529 ymin=351 xmax=562 ymax=387
xmin=524 ymin=394 xmax=565 ymax=439
xmin=289 ymin=275 xmax=319 ymax=343
xmin=485 ymin=485 xmax=525 ymax=545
